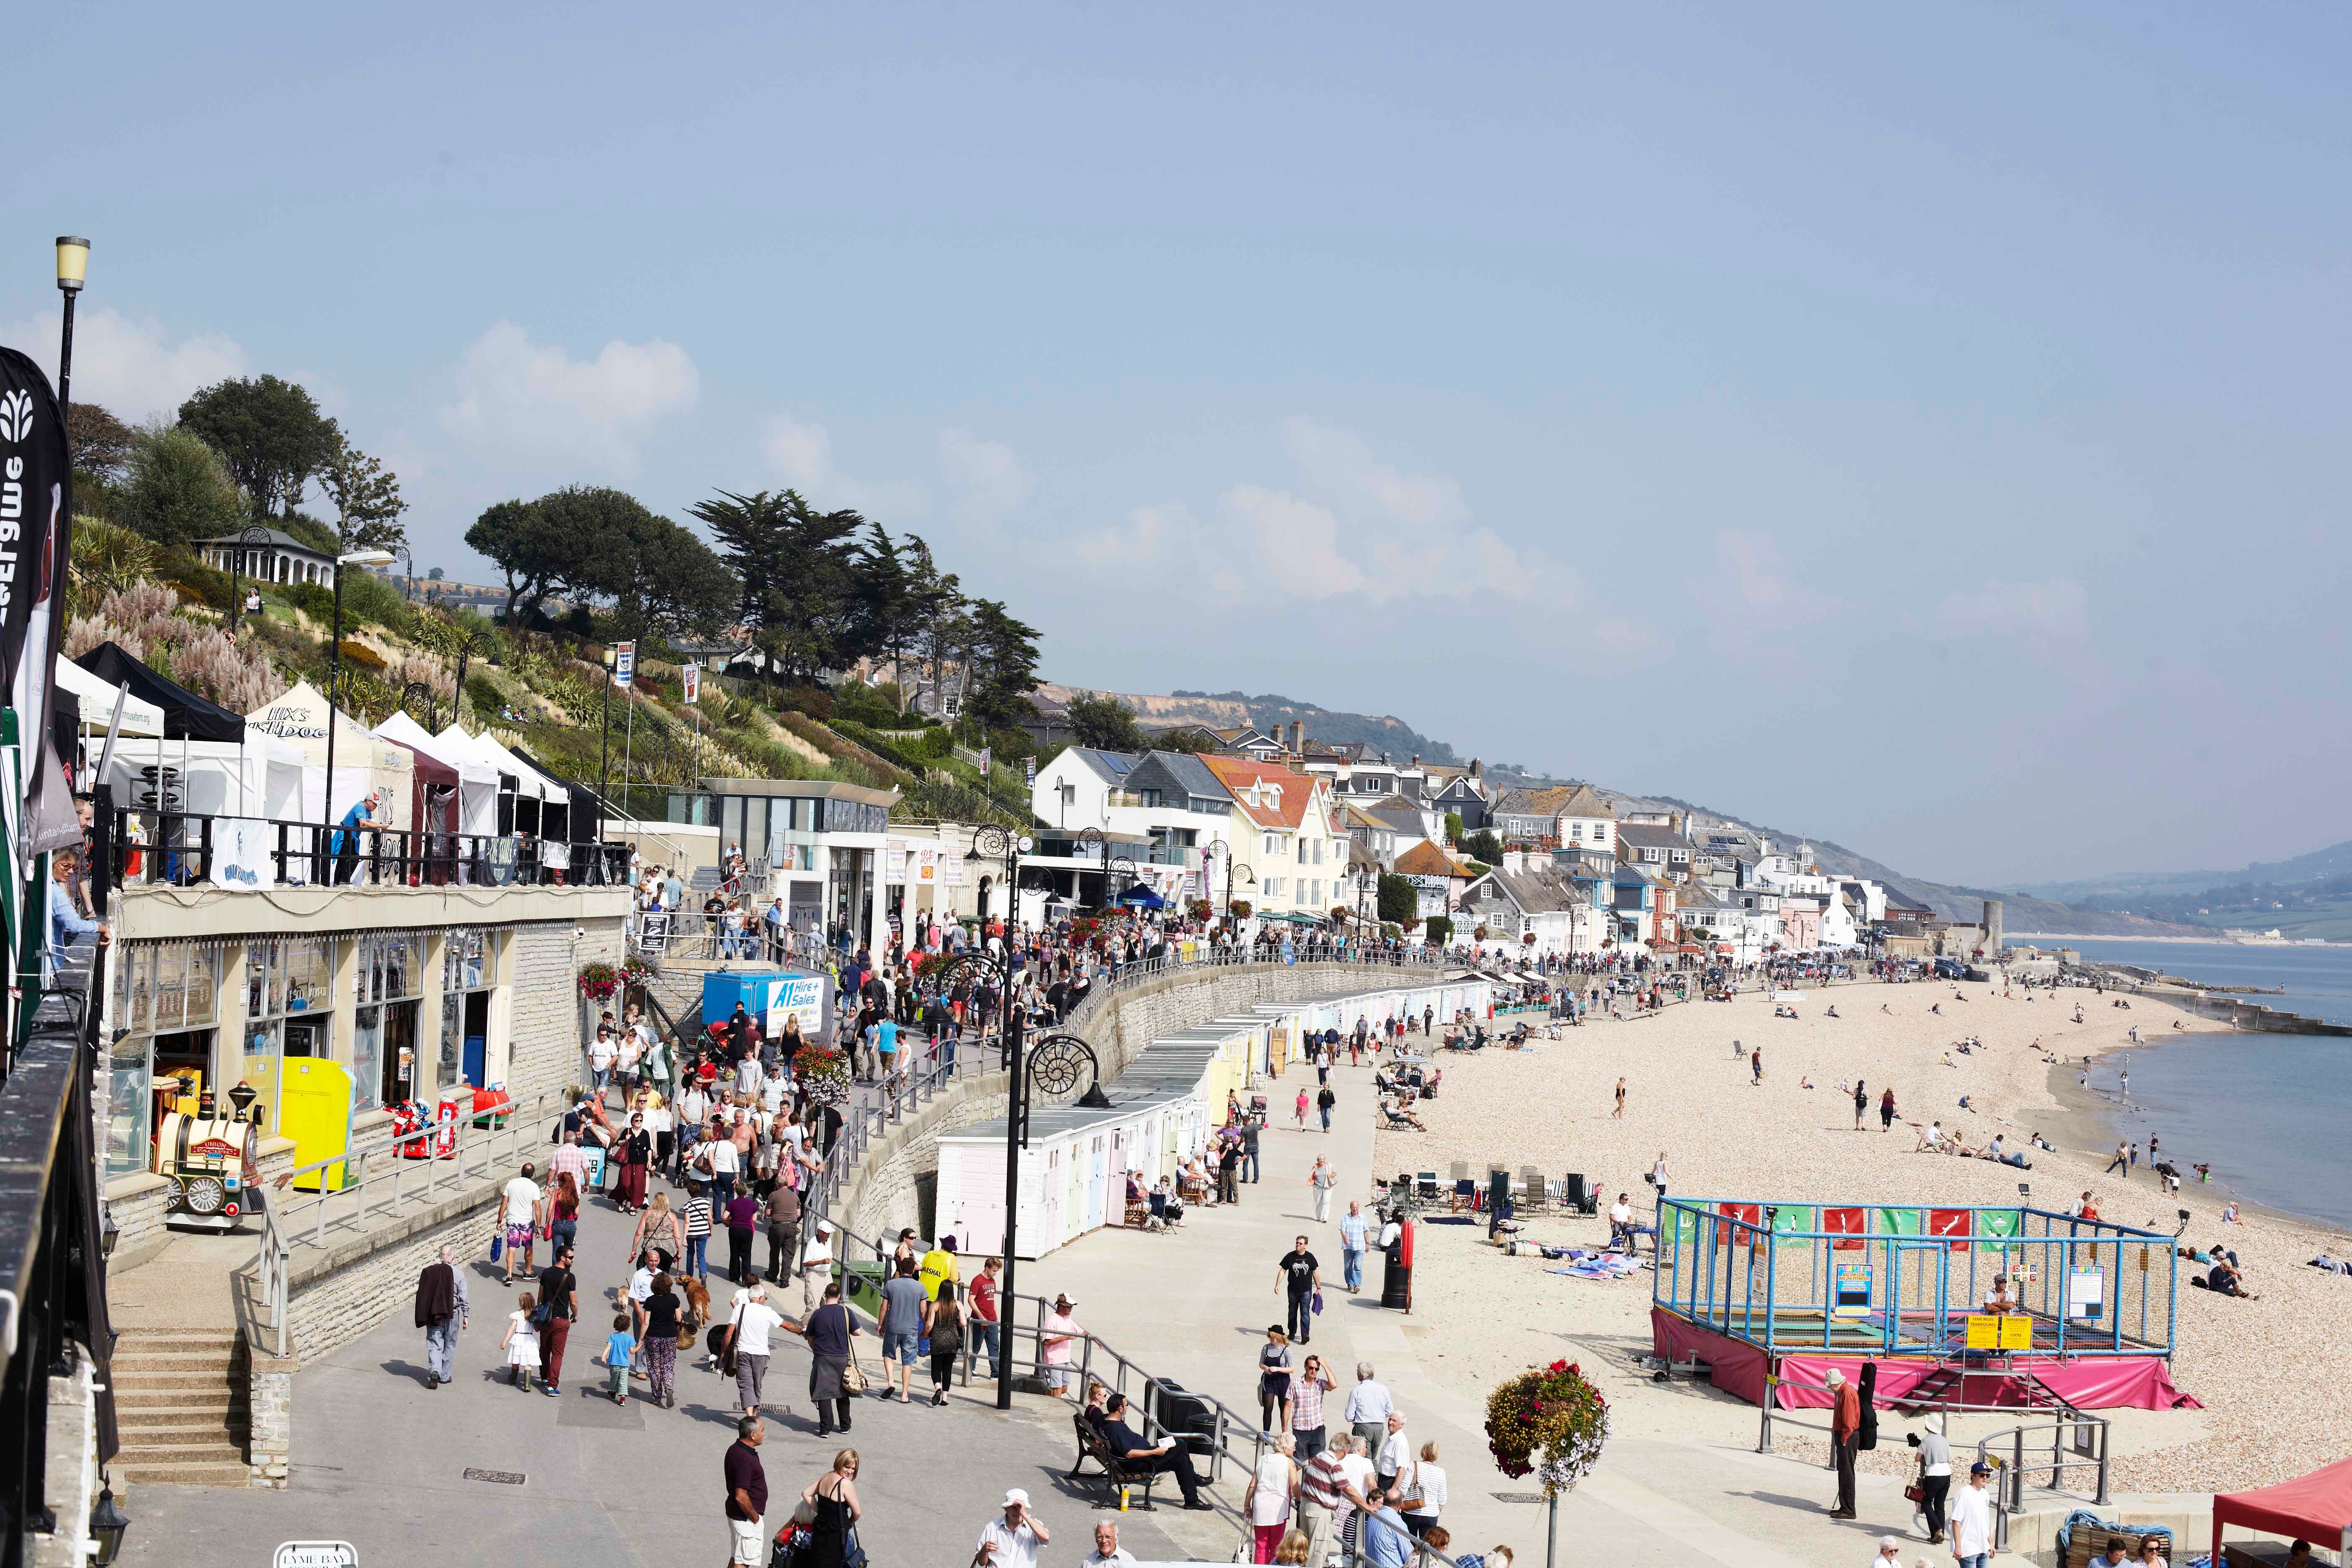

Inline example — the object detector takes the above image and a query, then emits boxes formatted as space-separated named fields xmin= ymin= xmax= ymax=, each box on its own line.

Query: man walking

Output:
xmin=1949 ymin=1460 xmax=1996 ymax=1568
xmin=879 ymin=1256 xmax=927 ymax=1402
xmin=536 ymin=1243 xmax=578 ymax=1398
xmin=413 ymin=1243 xmax=467 ymax=1389
xmin=970 ymin=1256 xmax=1004 ymax=1380
xmin=1338 ymin=1202 xmax=1368 ymax=1293
xmin=724 ymin=1415 xmax=768 ymax=1568
xmin=1242 ymin=1110 xmax=1263 ymax=1184
xmin=763 ymin=1180 xmax=802 ymax=1285
xmin=722 ymin=1274 xmax=789 ymax=1418
xmin=1344 ymin=1363 xmax=1393 ymax=1457
xmin=1826 ymin=1366 xmax=1859 ymax=1518
xmin=1316 ymin=1082 xmax=1336 ymax=1132
xmin=499 ymin=1161 xmax=543 ymax=1285
xmin=1277 ymin=1235 xmax=1323 ymax=1344
xmin=976 ymin=1488 xmax=1052 ymax=1567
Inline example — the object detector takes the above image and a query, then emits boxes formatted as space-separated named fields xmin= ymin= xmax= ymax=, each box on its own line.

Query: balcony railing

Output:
xmin=103 ymin=807 xmax=631 ymax=892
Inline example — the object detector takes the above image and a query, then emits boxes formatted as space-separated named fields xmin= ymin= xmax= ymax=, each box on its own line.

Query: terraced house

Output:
xmin=1198 ymin=754 xmax=1351 ymax=927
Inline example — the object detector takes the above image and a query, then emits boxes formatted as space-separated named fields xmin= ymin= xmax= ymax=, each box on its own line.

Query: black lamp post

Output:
xmin=324 ymin=546 xmax=397 ymax=819
xmin=54 ymin=237 xmax=88 ymax=410
xmin=968 ymin=823 xmax=1033 ymax=1410
xmin=230 ymin=522 xmax=273 ymax=629
xmin=598 ymin=643 xmax=617 ymax=799
xmin=398 ymin=680 xmax=437 ymax=734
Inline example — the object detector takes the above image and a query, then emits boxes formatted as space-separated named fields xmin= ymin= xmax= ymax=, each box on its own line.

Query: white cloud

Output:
xmin=439 ymin=321 xmax=697 ymax=471
xmin=1210 ymin=420 xmax=1558 ymax=605
xmin=1075 ymin=502 xmax=1190 ymax=567
xmin=0 ymin=306 xmax=247 ymax=421
xmin=1934 ymin=577 xmax=2090 ymax=642
xmin=939 ymin=428 xmax=1033 ymax=529
xmin=760 ymin=413 xmax=928 ymax=518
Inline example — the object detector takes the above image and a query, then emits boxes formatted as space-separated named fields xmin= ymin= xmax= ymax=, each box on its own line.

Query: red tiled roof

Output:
xmin=1199 ymin=755 xmax=1320 ymax=829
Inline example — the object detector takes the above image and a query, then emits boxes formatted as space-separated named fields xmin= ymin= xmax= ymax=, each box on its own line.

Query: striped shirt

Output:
xmin=1300 ymin=1450 xmax=1347 ymax=1511
xmin=684 ymin=1198 xmax=712 ymax=1238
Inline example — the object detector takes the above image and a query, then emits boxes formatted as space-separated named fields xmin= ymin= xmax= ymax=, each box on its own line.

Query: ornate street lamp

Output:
xmin=452 ymin=630 xmax=499 ymax=723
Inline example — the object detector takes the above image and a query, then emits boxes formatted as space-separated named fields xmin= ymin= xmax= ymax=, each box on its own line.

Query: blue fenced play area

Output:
xmin=1651 ymin=1195 xmax=2179 ymax=1362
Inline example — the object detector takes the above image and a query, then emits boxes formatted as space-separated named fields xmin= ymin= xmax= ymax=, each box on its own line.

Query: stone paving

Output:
xmin=120 ymin=1138 xmax=1194 ymax=1567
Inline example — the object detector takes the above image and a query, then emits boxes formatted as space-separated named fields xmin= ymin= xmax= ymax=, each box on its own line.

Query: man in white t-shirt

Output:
xmin=706 ymin=1133 xmax=741 ymax=1204
xmin=800 ymin=1221 xmax=835 ymax=1315
xmin=722 ymin=1279 xmax=790 ymax=1418
xmin=760 ymin=1065 xmax=790 ymax=1114
xmin=499 ymin=1164 xmax=543 ymax=1285
xmin=1375 ymin=1412 xmax=1410 ymax=1493
xmin=975 ymin=1489 xmax=1050 ymax=1568
xmin=1335 ymin=1434 xmax=1378 ymax=1562
xmin=1609 ymin=1193 xmax=1636 ymax=1252
xmin=1948 ymin=1461 xmax=1996 ymax=1568
xmin=587 ymin=1034 xmax=617 ymax=1094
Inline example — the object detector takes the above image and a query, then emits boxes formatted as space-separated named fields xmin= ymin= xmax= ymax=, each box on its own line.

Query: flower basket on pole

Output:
xmin=1486 ymin=1358 xmax=1611 ymax=1567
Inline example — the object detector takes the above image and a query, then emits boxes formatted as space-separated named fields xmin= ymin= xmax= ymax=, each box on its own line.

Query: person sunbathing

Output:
xmin=2206 ymin=1257 xmax=2257 ymax=1298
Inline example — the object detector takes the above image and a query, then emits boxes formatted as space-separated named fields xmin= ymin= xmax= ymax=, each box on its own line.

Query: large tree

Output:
xmin=962 ymin=597 xmax=1042 ymax=728
xmin=67 ymin=402 xmax=137 ymax=485
xmin=176 ymin=375 xmax=340 ymax=521
xmin=1067 ymin=691 xmax=1147 ymax=752
xmin=316 ymin=432 xmax=409 ymax=555
xmin=615 ymin=516 xmax=737 ymax=642
xmin=688 ymin=488 xmax=869 ymax=682
xmin=117 ymin=423 xmax=247 ymax=549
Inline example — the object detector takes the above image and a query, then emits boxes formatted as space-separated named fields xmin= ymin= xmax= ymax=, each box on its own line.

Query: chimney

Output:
xmin=1470 ymin=757 xmax=1482 ymax=779
xmin=1288 ymin=720 xmax=1304 ymax=753
xmin=1411 ymin=754 xmax=1420 ymax=767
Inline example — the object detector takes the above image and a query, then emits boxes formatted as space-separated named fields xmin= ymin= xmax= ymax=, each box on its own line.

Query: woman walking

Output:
xmin=1309 ymin=1157 xmax=1336 ymax=1224
xmin=616 ymin=1111 xmax=652 ymax=1212
xmin=1290 ymin=1352 xmax=1335 ymax=1459
xmin=1246 ymin=1431 xmax=1300 ymax=1563
xmin=1852 ymin=1079 xmax=1868 ymax=1132
xmin=549 ymin=1172 xmax=581 ymax=1258
xmin=628 ymin=1192 xmax=683 ymax=1277
xmin=641 ymin=1271 xmax=682 ymax=1408
xmin=923 ymin=1280 xmax=966 ymax=1406
xmin=1258 ymin=1325 xmax=1294 ymax=1434
xmin=1879 ymin=1087 xmax=1897 ymax=1132
xmin=1612 ymin=1078 xmax=1626 ymax=1119
xmin=798 ymin=1448 xmax=864 ymax=1568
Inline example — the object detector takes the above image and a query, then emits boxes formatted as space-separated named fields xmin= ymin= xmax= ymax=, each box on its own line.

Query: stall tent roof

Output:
xmin=75 ymin=642 xmax=245 ymax=743
xmin=54 ymin=655 xmax=164 ymax=737
xmin=376 ymin=709 xmax=497 ymax=785
xmin=2211 ymin=1456 xmax=2352 ymax=1560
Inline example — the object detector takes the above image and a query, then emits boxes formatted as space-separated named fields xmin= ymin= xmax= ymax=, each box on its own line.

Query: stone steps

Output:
xmin=112 ymin=1329 xmax=248 ymax=1488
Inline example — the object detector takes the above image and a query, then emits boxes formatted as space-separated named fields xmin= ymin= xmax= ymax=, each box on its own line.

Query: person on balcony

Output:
xmin=331 ymin=789 xmax=392 ymax=885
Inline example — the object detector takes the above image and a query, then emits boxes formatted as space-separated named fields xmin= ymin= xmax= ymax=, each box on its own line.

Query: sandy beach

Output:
xmin=1375 ymin=975 xmax=2352 ymax=1493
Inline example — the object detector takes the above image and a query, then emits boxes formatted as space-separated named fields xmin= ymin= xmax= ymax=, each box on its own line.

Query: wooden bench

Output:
xmin=1068 ymin=1413 xmax=1161 ymax=1508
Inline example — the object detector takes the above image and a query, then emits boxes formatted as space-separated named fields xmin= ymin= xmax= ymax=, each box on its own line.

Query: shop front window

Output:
xmin=438 ymin=928 xmax=499 ymax=1093
xmin=352 ymin=933 xmax=427 ymax=1111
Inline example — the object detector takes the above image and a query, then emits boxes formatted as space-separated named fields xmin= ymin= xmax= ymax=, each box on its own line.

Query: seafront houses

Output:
xmin=1426 ymin=766 xmax=1492 ymax=832
xmin=1026 ymin=746 xmax=1240 ymax=891
xmin=1492 ymin=783 xmax=1616 ymax=852
xmin=1341 ymin=803 xmax=1405 ymax=870
xmin=1616 ymin=818 xmax=1695 ymax=882
xmin=1197 ymin=754 xmax=1351 ymax=924
xmin=1456 ymin=851 xmax=1600 ymax=957
xmin=1393 ymin=840 xmax=1477 ymax=924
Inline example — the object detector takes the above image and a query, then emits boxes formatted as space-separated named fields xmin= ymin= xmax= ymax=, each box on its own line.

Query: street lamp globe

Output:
xmin=55 ymin=237 xmax=90 ymax=293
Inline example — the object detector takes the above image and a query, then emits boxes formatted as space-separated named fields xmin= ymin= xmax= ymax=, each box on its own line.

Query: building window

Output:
xmin=1264 ymin=877 xmax=1287 ymax=900
xmin=106 ymin=941 xmax=224 ymax=1179
xmin=440 ymin=927 xmax=501 ymax=1090
xmin=352 ymin=933 xmax=426 ymax=1111
xmin=240 ymin=936 xmax=338 ymax=1138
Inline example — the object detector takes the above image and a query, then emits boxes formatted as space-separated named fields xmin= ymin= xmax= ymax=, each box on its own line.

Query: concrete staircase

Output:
xmin=112 ymin=1329 xmax=250 ymax=1487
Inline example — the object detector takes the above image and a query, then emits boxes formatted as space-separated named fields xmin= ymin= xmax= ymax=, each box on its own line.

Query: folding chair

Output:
xmin=1521 ymin=1169 xmax=1549 ymax=1210
xmin=1416 ymin=1172 xmax=1439 ymax=1203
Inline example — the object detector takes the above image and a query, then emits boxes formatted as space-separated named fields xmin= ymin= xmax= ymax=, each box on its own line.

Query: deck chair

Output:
xmin=1564 ymin=1173 xmax=1600 ymax=1215
xmin=1520 ymin=1169 xmax=1549 ymax=1210
xmin=1451 ymin=1177 xmax=1478 ymax=1213
xmin=1416 ymin=1171 xmax=1439 ymax=1202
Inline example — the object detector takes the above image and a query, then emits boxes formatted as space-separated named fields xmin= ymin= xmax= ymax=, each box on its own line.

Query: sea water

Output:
xmin=2060 ymin=940 xmax=2352 ymax=1231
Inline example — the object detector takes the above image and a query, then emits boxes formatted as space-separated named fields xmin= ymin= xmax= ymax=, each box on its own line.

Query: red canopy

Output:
xmin=2212 ymin=1456 xmax=2352 ymax=1561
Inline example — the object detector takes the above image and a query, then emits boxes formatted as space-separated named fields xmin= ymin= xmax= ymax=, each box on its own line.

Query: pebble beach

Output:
xmin=1374 ymin=975 xmax=2352 ymax=1493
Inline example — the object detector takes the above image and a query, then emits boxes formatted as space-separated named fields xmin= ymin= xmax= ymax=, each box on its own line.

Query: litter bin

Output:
xmin=1142 ymin=1377 xmax=1219 ymax=1457
xmin=1380 ymin=1218 xmax=1416 ymax=1311
xmin=841 ymin=1258 xmax=886 ymax=1323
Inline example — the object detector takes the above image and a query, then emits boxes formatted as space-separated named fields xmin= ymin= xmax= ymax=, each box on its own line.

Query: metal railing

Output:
xmin=251 ymin=1188 xmax=293 ymax=1358
xmin=107 ymin=805 xmax=631 ymax=890
xmin=1759 ymin=1366 xmax=2111 ymax=1540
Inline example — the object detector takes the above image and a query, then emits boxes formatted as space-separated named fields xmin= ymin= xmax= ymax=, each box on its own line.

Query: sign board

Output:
xmin=1831 ymin=1261 xmax=1874 ymax=1318
xmin=980 ymin=745 xmax=991 ymax=777
xmin=275 ymin=1546 xmax=359 ymax=1568
xmin=681 ymin=662 xmax=700 ymax=704
xmin=612 ymin=641 xmax=635 ymax=689
xmin=1024 ymin=755 xmax=1036 ymax=785
xmin=916 ymin=844 xmax=939 ymax=885
xmin=1964 ymin=1314 xmax=2031 ymax=1351
xmin=638 ymin=912 xmax=671 ymax=953
xmin=2066 ymin=1267 xmax=2104 ymax=1322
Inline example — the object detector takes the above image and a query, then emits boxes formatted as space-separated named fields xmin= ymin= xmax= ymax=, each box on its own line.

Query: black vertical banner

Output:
xmin=1 ymin=345 xmax=80 ymax=853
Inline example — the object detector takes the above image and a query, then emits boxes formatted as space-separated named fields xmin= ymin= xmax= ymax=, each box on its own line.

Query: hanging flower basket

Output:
xmin=793 ymin=1042 xmax=852 ymax=1105
xmin=577 ymin=962 xmax=622 ymax=1002
xmin=1485 ymin=1358 xmax=1610 ymax=1497
xmin=619 ymin=957 xmax=652 ymax=991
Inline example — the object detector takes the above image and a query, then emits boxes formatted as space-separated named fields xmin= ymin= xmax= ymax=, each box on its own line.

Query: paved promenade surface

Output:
xmin=121 ymin=1148 xmax=1191 ymax=1568
xmin=1025 ymin=1046 xmax=2038 ymax=1565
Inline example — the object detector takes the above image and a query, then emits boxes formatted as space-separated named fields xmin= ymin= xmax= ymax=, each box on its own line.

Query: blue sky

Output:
xmin=8 ymin=3 xmax=2347 ymax=887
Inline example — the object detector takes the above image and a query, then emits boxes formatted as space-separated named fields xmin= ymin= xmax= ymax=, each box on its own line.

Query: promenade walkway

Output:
xmin=1026 ymin=1043 xmax=2036 ymax=1565
xmin=121 ymin=1131 xmax=1193 ymax=1568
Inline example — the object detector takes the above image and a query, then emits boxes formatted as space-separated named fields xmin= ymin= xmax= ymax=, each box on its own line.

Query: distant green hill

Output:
xmin=1170 ymin=690 xmax=1482 ymax=767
